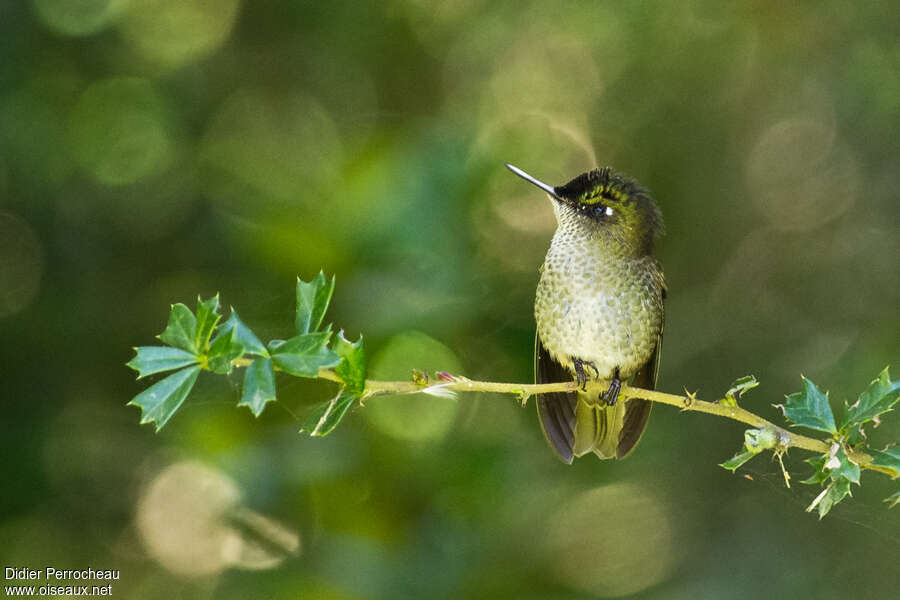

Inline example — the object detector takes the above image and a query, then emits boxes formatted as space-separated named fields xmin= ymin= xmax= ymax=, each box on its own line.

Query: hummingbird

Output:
xmin=506 ymin=163 xmax=666 ymax=462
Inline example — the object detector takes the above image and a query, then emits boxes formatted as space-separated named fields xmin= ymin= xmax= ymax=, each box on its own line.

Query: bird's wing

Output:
xmin=534 ymin=333 xmax=576 ymax=463
xmin=615 ymin=303 xmax=663 ymax=459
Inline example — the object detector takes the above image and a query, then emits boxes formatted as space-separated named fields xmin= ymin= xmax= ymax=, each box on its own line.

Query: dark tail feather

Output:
xmin=534 ymin=330 xmax=662 ymax=461
xmin=615 ymin=333 xmax=661 ymax=458
xmin=537 ymin=395 xmax=575 ymax=462
xmin=535 ymin=334 xmax=576 ymax=463
xmin=616 ymin=398 xmax=651 ymax=458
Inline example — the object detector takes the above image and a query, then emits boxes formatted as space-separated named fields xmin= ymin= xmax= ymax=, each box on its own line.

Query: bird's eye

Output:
xmin=592 ymin=204 xmax=613 ymax=218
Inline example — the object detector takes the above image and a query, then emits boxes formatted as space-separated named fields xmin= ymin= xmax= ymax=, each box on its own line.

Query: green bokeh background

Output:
xmin=2 ymin=1 xmax=898 ymax=598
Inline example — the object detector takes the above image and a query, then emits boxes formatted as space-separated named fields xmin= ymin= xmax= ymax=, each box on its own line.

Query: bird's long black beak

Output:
xmin=504 ymin=164 xmax=564 ymax=202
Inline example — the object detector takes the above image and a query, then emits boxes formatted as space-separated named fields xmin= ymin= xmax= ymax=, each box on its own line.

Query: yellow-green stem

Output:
xmin=230 ymin=359 xmax=883 ymax=473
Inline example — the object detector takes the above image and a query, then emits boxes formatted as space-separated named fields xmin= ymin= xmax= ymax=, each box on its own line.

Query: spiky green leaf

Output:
xmin=828 ymin=445 xmax=860 ymax=485
xmin=801 ymin=455 xmax=829 ymax=485
xmin=295 ymin=272 xmax=335 ymax=334
xmin=158 ymin=303 xmax=197 ymax=353
xmin=722 ymin=375 xmax=759 ymax=406
xmin=127 ymin=366 xmax=201 ymax=431
xmin=885 ymin=491 xmax=900 ymax=508
xmin=845 ymin=423 xmax=866 ymax=445
xmin=869 ymin=447 xmax=900 ymax=479
xmin=239 ymin=357 xmax=276 ymax=417
xmin=270 ymin=331 xmax=340 ymax=377
xmin=301 ymin=389 xmax=357 ymax=437
xmin=843 ymin=366 xmax=900 ymax=429
xmin=807 ymin=478 xmax=851 ymax=519
xmin=720 ymin=448 xmax=760 ymax=472
xmin=775 ymin=376 xmax=836 ymax=434
xmin=194 ymin=295 xmax=222 ymax=351
xmin=206 ymin=327 xmax=243 ymax=375
xmin=127 ymin=346 xmax=199 ymax=379
xmin=216 ymin=310 xmax=268 ymax=357
xmin=334 ymin=332 xmax=366 ymax=395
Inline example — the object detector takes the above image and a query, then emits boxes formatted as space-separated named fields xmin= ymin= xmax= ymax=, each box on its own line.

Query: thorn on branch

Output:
xmin=683 ymin=388 xmax=698 ymax=410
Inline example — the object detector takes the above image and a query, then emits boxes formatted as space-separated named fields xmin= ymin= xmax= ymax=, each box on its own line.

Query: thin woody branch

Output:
xmin=313 ymin=367 xmax=884 ymax=474
xmin=132 ymin=280 xmax=899 ymax=519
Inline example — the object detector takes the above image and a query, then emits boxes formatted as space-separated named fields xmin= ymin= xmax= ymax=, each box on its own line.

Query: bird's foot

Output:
xmin=602 ymin=369 xmax=621 ymax=406
xmin=572 ymin=358 xmax=599 ymax=391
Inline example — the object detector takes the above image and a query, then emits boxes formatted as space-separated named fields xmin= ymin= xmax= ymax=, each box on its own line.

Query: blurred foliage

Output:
xmin=2 ymin=1 xmax=899 ymax=598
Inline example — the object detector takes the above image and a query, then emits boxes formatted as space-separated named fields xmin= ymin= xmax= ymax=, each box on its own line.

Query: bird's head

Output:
xmin=506 ymin=164 xmax=663 ymax=254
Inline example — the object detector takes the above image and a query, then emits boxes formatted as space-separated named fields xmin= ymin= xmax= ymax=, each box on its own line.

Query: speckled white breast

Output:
xmin=535 ymin=232 xmax=664 ymax=381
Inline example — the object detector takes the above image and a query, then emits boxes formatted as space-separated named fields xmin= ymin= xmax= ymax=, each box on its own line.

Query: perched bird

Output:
xmin=506 ymin=164 xmax=666 ymax=462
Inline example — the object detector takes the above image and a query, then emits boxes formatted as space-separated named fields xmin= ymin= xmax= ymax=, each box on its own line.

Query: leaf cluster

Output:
xmin=127 ymin=273 xmax=366 ymax=435
xmin=720 ymin=369 xmax=900 ymax=518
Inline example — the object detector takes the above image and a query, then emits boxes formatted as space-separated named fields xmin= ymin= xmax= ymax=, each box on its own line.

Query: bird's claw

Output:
xmin=572 ymin=358 xmax=598 ymax=391
xmin=602 ymin=369 xmax=622 ymax=406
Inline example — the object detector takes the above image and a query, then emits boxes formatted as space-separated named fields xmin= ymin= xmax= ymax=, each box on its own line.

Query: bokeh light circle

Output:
xmin=364 ymin=331 xmax=462 ymax=442
xmin=32 ymin=0 xmax=130 ymax=37
xmin=118 ymin=0 xmax=241 ymax=68
xmin=202 ymin=87 xmax=342 ymax=212
xmin=545 ymin=483 xmax=676 ymax=597
xmin=68 ymin=77 xmax=174 ymax=186
xmin=746 ymin=116 xmax=859 ymax=232
xmin=136 ymin=461 xmax=242 ymax=577
xmin=135 ymin=461 xmax=299 ymax=577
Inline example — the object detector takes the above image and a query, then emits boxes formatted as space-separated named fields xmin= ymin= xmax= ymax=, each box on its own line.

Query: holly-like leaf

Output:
xmin=885 ymin=491 xmax=900 ymax=508
xmin=334 ymin=332 xmax=366 ymax=395
xmin=843 ymin=367 xmax=900 ymax=429
xmin=270 ymin=331 xmax=340 ymax=377
xmin=722 ymin=375 xmax=759 ymax=407
xmin=845 ymin=423 xmax=866 ymax=446
xmin=127 ymin=346 xmax=199 ymax=379
xmin=158 ymin=303 xmax=197 ymax=353
xmin=720 ymin=448 xmax=760 ymax=472
xmin=801 ymin=455 xmax=829 ymax=485
xmin=127 ymin=365 xmax=201 ymax=431
xmin=206 ymin=327 xmax=244 ymax=375
xmin=295 ymin=272 xmax=335 ymax=334
xmin=806 ymin=478 xmax=851 ymax=519
xmin=216 ymin=310 xmax=268 ymax=357
xmin=194 ymin=295 xmax=222 ymax=351
xmin=239 ymin=357 xmax=276 ymax=417
xmin=775 ymin=376 xmax=837 ymax=434
xmin=828 ymin=445 xmax=860 ymax=485
xmin=869 ymin=447 xmax=900 ymax=479
xmin=301 ymin=389 xmax=357 ymax=437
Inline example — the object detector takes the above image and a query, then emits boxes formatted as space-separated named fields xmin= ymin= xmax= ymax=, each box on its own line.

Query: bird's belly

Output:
xmin=535 ymin=274 xmax=661 ymax=380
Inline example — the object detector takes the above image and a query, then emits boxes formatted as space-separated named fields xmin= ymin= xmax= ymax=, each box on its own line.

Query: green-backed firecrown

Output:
xmin=507 ymin=164 xmax=666 ymax=462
